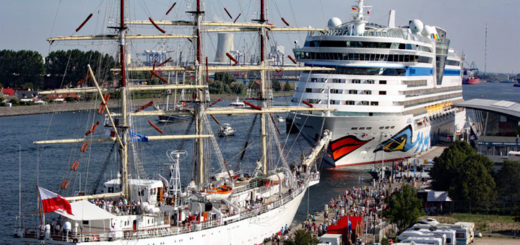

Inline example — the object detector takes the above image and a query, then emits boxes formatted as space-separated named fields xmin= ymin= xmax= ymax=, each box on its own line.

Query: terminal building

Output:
xmin=455 ymin=99 xmax=520 ymax=163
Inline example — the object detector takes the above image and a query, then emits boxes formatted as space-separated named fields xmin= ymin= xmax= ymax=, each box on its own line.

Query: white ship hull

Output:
xmin=24 ymin=188 xmax=307 ymax=245
xmin=290 ymin=110 xmax=457 ymax=168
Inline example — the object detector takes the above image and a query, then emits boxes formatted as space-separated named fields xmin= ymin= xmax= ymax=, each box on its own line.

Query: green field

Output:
xmin=431 ymin=213 xmax=519 ymax=234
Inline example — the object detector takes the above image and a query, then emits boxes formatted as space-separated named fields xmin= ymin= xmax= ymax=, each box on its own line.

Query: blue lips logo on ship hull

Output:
xmin=374 ymin=125 xmax=419 ymax=153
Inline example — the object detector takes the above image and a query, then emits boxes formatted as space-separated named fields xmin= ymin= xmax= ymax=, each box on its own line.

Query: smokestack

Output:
xmin=215 ymin=33 xmax=234 ymax=62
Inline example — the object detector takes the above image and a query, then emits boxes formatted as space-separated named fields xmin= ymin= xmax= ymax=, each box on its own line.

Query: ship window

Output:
xmin=351 ymin=127 xmax=358 ymax=130
xmin=366 ymin=80 xmax=375 ymax=84
xmin=361 ymin=101 xmax=369 ymax=105
xmin=349 ymin=90 xmax=358 ymax=94
xmin=83 ymin=220 xmax=89 ymax=225
xmin=359 ymin=127 xmax=365 ymax=130
xmin=367 ymin=127 xmax=372 ymax=130
xmin=385 ymin=126 xmax=390 ymax=129
xmin=345 ymin=100 xmax=355 ymax=105
xmin=379 ymin=80 xmax=387 ymax=84
xmin=370 ymin=101 xmax=379 ymax=106
xmin=379 ymin=126 xmax=384 ymax=129
xmin=391 ymin=126 xmax=395 ymax=129
xmin=305 ymin=88 xmax=312 ymax=93
xmin=311 ymin=78 xmax=317 ymax=82
xmin=352 ymin=79 xmax=361 ymax=84
xmin=379 ymin=91 xmax=387 ymax=95
xmin=399 ymin=43 xmax=406 ymax=49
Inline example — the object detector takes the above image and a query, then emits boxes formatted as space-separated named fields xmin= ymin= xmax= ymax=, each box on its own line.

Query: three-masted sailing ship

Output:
xmin=16 ymin=0 xmax=335 ymax=244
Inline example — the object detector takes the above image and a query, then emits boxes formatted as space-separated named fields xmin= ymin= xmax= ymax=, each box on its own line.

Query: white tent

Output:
xmin=55 ymin=200 xmax=116 ymax=221
xmin=427 ymin=191 xmax=452 ymax=202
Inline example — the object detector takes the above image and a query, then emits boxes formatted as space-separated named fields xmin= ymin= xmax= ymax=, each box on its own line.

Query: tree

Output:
xmin=430 ymin=141 xmax=478 ymax=191
xmin=495 ymin=160 xmax=520 ymax=204
xmin=230 ymin=82 xmax=244 ymax=94
xmin=45 ymin=49 xmax=116 ymax=89
xmin=449 ymin=154 xmax=496 ymax=210
xmin=430 ymin=141 xmax=496 ymax=210
xmin=272 ymin=78 xmax=281 ymax=91
xmin=0 ymin=50 xmax=45 ymax=89
xmin=284 ymin=229 xmax=320 ymax=245
xmin=383 ymin=184 xmax=424 ymax=231
xmin=283 ymin=80 xmax=292 ymax=91
xmin=214 ymin=72 xmax=236 ymax=84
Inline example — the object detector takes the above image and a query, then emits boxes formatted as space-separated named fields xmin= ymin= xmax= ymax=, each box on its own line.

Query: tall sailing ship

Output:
xmin=15 ymin=0 xmax=333 ymax=244
xmin=287 ymin=0 xmax=466 ymax=168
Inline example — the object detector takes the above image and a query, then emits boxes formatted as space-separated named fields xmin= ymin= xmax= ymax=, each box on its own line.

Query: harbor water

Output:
xmin=1 ymin=82 xmax=519 ymax=242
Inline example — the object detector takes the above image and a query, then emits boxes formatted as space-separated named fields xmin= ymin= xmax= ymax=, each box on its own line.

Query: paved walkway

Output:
xmin=475 ymin=237 xmax=520 ymax=245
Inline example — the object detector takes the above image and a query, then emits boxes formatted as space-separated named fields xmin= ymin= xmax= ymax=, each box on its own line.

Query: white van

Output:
xmin=451 ymin=222 xmax=475 ymax=244
xmin=399 ymin=230 xmax=446 ymax=245
xmin=319 ymin=233 xmax=342 ymax=245
xmin=403 ymin=236 xmax=443 ymax=245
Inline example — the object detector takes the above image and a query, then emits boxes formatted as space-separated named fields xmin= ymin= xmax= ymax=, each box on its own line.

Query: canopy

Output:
xmin=55 ymin=200 xmax=116 ymax=221
xmin=427 ymin=191 xmax=452 ymax=202
xmin=327 ymin=216 xmax=363 ymax=236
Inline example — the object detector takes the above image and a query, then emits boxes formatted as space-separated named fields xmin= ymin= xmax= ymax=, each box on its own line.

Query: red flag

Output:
xmin=38 ymin=187 xmax=73 ymax=215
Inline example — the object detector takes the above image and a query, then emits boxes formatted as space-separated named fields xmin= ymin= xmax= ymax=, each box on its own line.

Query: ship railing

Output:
xmin=307 ymin=30 xmax=431 ymax=43
xmin=20 ymin=180 xmax=312 ymax=242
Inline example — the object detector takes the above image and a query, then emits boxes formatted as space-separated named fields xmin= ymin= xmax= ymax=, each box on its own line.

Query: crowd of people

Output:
xmin=91 ymin=198 xmax=142 ymax=215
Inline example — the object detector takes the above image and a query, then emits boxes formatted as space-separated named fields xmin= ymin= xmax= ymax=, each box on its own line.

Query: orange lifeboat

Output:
xmin=202 ymin=185 xmax=233 ymax=200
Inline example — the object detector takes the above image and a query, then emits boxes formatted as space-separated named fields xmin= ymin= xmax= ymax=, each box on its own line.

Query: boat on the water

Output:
xmin=229 ymin=97 xmax=246 ymax=107
xmin=287 ymin=0 xmax=465 ymax=168
xmin=462 ymin=68 xmax=481 ymax=85
xmin=218 ymin=123 xmax=236 ymax=137
xmin=15 ymin=1 xmax=333 ymax=244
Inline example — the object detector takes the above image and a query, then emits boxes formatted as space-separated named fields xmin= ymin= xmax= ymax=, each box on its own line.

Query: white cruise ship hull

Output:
xmin=290 ymin=111 xmax=457 ymax=168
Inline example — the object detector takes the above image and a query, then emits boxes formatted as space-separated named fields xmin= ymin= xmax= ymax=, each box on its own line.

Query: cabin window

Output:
xmin=370 ymin=101 xmax=379 ymax=106
xmin=352 ymin=79 xmax=361 ymax=84
xmin=83 ymin=220 xmax=89 ymax=225
xmin=379 ymin=80 xmax=387 ymax=84
xmin=379 ymin=91 xmax=387 ymax=95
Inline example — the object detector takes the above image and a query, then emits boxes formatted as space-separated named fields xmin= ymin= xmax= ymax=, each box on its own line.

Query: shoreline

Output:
xmin=0 ymin=92 xmax=293 ymax=117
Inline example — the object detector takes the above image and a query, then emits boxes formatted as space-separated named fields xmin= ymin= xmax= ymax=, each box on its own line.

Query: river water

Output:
xmin=1 ymin=82 xmax=518 ymax=242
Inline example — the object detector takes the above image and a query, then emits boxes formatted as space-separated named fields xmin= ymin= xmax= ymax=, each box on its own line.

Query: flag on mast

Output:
xmin=38 ymin=187 xmax=73 ymax=215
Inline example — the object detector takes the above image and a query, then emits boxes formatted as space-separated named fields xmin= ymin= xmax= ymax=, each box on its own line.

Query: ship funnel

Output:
xmin=215 ymin=33 xmax=234 ymax=62
xmin=388 ymin=9 xmax=396 ymax=28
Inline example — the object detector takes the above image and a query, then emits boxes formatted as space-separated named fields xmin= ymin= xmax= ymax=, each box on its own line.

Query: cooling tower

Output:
xmin=215 ymin=33 xmax=234 ymax=62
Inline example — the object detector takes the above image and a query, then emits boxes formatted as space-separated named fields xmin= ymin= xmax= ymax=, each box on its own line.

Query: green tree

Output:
xmin=230 ymin=82 xmax=244 ymax=94
xmin=45 ymin=49 xmax=115 ymax=89
xmin=283 ymin=80 xmax=292 ymax=91
xmin=383 ymin=184 xmax=425 ymax=231
xmin=430 ymin=141 xmax=496 ymax=210
xmin=272 ymin=78 xmax=281 ymax=91
xmin=214 ymin=72 xmax=236 ymax=84
xmin=450 ymin=154 xmax=496 ymax=210
xmin=430 ymin=141 xmax=477 ymax=191
xmin=495 ymin=160 xmax=520 ymax=204
xmin=284 ymin=229 xmax=320 ymax=245
xmin=0 ymin=50 xmax=45 ymax=89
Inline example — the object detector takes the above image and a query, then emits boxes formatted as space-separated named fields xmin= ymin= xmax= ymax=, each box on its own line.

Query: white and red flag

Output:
xmin=38 ymin=187 xmax=73 ymax=215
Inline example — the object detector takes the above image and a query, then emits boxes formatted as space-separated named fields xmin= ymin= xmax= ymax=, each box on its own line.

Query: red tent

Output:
xmin=327 ymin=216 xmax=363 ymax=236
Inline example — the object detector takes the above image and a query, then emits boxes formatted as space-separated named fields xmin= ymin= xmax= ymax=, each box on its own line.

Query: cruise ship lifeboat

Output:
xmin=202 ymin=185 xmax=233 ymax=200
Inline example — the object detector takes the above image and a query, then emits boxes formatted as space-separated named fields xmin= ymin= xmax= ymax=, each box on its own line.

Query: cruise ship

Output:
xmin=288 ymin=0 xmax=466 ymax=168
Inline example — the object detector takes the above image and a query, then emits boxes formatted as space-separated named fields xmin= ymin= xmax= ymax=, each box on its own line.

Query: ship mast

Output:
xmin=189 ymin=0 xmax=206 ymax=186
xmin=119 ymin=0 xmax=130 ymax=199
xmin=257 ymin=0 xmax=268 ymax=175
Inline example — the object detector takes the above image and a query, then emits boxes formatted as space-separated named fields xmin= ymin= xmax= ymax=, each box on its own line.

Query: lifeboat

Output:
xmin=202 ymin=185 xmax=233 ymax=200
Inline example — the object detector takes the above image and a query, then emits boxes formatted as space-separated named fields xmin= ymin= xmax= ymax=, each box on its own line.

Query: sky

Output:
xmin=1 ymin=0 xmax=519 ymax=73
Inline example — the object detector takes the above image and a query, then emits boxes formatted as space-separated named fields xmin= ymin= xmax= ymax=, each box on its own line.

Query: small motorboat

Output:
xmin=229 ymin=97 xmax=246 ymax=107
xmin=218 ymin=123 xmax=236 ymax=137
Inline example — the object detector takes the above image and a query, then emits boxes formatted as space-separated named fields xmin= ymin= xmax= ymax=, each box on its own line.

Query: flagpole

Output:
xmin=36 ymin=185 xmax=44 ymax=226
